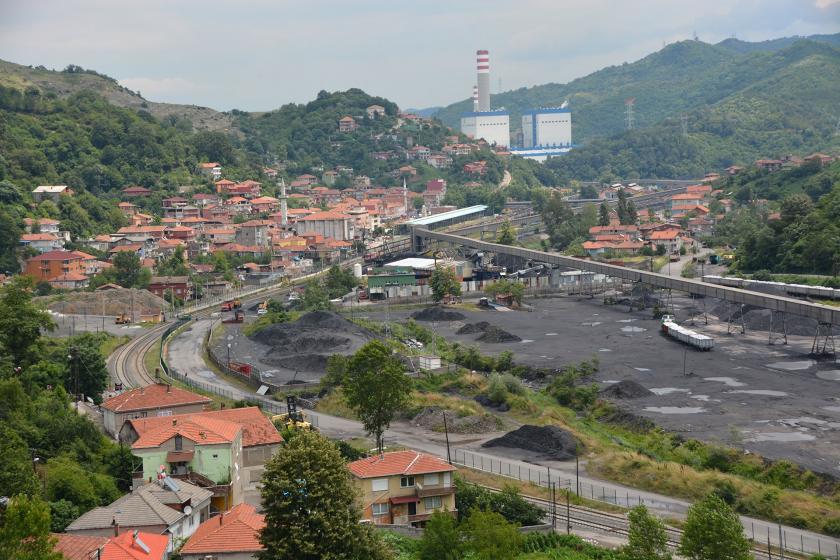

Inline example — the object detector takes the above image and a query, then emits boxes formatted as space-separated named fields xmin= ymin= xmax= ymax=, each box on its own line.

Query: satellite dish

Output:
xmin=183 ymin=505 xmax=193 ymax=516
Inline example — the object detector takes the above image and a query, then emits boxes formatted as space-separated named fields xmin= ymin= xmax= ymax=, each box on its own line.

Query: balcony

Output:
xmin=415 ymin=485 xmax=456 ymax=499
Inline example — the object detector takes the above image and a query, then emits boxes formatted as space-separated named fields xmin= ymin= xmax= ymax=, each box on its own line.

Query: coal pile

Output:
xmin=250 ymin=311 xmax=374 ymax=373
xmin=482 ymin=425 xmax=579 ymax=460
xmin=456 ymin=321 xmax=490 ymax=335
xmin=600 ymin=380 xmax=653 ymax=399
xmin=412 ymin=306 xmax=466 ymax=321
xmin=477 ymin=326 xmax=522 ymax=343
xmin=413 ymin=407 xmax=500 ymax=434
xmin=597 ymin=408 xmax=655 ymax=432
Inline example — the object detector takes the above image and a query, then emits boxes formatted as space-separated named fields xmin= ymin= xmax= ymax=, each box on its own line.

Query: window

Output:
xmin=174 ymin=434 xmax=183 ymax=451
xmin=371 ymin=478 xmax=388 ymax=492
xmin=424 ymin=496 xmax=442 ymax=510
xmin=423 ymin=474 xmax=439 ymax=486
xmin=400 ymin=476 xmax=415 ymax=488
xmin=372 ymin=503 xmax=389 ymax=516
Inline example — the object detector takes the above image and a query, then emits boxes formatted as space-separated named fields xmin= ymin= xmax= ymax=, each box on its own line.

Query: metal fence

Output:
xmin=450 ymin=448 xmax=840 ymax=558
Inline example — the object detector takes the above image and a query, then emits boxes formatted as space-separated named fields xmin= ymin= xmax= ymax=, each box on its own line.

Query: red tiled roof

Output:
xmin=128 ymin=407 xmax=281 ymax=448
xmin=102 ymin=383 xmax=211 ymax=413
xmin=348 ymin=450 xmax=456 ymax=479
xmin=132 ymin=416 xmax=241 ymax=449
xmin=21 ymin=233 xmax=60 ymax=241
xmin=101 ymin=531 xmax=168 ymax=560
xmin=181 ymin=504 xmax=264 ymax=555
xmin=649 ymin=230 xmax=680 ymax=240
xmin=53 ymin=533 xmax=109 ymax=560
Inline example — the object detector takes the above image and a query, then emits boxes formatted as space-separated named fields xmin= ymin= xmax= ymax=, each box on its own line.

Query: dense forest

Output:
xmin=710 ymin=161 xmax=840 ymax=274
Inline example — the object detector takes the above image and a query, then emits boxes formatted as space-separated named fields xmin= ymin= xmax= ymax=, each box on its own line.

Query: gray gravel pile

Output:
xmin=456 ymin=321 xmax=491 ymax=335
xmin=600 ymin=380 xmax=653 ymax=399
xmin=482 ymin=425 xmax=579 ymax=460
xmin=412 ymin=407 xmax=501 ymax=434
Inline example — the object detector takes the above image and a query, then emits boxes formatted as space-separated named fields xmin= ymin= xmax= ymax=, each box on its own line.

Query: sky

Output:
xmin=1 ymin=0 xmax=838 ymax=112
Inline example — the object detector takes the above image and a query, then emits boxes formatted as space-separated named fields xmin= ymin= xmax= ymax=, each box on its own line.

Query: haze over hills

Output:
xmin=0 ymin=58 xmax=235 ymax=133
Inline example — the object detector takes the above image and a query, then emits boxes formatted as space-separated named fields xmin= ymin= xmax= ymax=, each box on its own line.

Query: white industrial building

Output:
xmin=460 ymin=110 xmax=510 ymax=148
xmin=521 ymin=108 xmax=572 ymax=148
xmin=460 ymin=49 xmax=510 ymax=148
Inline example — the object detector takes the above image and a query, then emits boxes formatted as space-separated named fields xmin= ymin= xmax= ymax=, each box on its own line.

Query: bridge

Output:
xmin=567 ymin=186 xmax=690 ymax=211
xmin=411 ymin=227 xmax=840 ymax=326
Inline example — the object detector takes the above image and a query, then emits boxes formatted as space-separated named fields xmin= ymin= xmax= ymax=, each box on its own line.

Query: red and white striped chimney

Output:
xmin=476 ymin=49 xmax=490 ymax=112
xmin=472 ymin=85 xmax=479 ymax=111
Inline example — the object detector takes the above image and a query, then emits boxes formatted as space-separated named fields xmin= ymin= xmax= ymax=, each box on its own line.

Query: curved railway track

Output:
xmin=107 ymin=324 xmax=169 ymax=388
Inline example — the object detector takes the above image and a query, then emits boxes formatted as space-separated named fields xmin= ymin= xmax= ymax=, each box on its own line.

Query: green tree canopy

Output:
xmin=484 ymin=278 xmax=525 ymax=306
xmin=429 ymin=266 xmax=461 ymax=302
xmin=679 ymin=494 xmax=750 ymax=560
xmin=496 ymin=221 xmax=516 ymax=245
xmin=461 ymin=509 xmax=522 ymax=560
xmin=259 ymin=430 xmax=388 ymax=560
xmin=343 ymin=340 xmax=410 ymax=453
xmin=0 ymin=495 xmax=62 ymax=560
xmin=625 ymin=505 xmax=671 ymax=560
xmin=418 ymin=511 xmax=463 ymax=560
xmin=0 ymin=276 xmax=54 ymax=366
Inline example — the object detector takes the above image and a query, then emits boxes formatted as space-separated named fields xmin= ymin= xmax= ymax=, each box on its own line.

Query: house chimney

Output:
xmin=167 ymin=384 xmax=171 ymax=393
xmin=140 ymin=386 xmax=144 ymax=394
xmin=172 ymin=419 xmax=177 ymax=426
xmin=113 ymin=519 xmax=119 ymax=537
xmin=219 ymin=513 xmax=224 ymax=526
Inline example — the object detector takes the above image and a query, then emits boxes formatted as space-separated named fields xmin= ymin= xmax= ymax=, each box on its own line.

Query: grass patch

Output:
xmin=143 ymin=339 xmax=161 ymax=379
xmin=315 ymin=389 xmax=359 ymax=420
xmin=100 ymin=334 xmax=129 ymax=357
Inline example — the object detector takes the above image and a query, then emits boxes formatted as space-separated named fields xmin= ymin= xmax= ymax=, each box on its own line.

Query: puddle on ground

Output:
xmin=617 ymin=319 xmax=636 ymax=323
xmin=650 ymin=387 xmax=691 ymax=395
xmin=766 ymin=360 xmax=815 ymax=371
xmin=704 ymin=376 xmax=746 ymax=387
xmin=521 ymin=339 xmax=534 ymax=344
xmin=822 ymin=406 xmax=840 ymax=413
xmin=746 ymin=432 xmax=816 ymax=442
xmin=621 ymin=326 xmax=647 ymax=333
xmin=816 ymin=370 xmax=840 ymax=381
xmin=644 ymin=406 xmax=706 ymax=414
xmin=691 ymin=395 xmax=720 ymax=402
xmin=727 ymin=389 xmax=789 ymax=397
xmin=634 ymin=367 xmax=651 ymax=372
xmin=582 ymin=322 xmax=602 ymax=326
xmin=545 ymin=333 xmax=558 ymax=336
xmin=598 ymin=348 xmax=612 ymax=353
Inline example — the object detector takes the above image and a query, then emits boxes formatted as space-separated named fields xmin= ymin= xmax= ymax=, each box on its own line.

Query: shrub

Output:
xmin=487 ymin=373 xmax=508 ymax=405
xmin=822 ymin=518 xmax=840 ymax=537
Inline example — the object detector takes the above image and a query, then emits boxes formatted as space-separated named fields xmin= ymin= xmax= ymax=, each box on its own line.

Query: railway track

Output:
xmin=107 ymin=324 xmax=169 ymax=388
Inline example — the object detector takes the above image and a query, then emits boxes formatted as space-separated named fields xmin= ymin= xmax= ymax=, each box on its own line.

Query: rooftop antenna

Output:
xmin=625 ymin=98 xmax=635 ymax=131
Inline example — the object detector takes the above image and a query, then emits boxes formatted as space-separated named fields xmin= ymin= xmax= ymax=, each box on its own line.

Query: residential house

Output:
xmin=103 ymin=383 xmax=211 ymax=437
xmin=147 ymin=276 xmax=192 ymax=301
xmin=32 ymin=185 xmax=73 ymax=202
xmin=295 ymin=174 xmax=319 ymax=186
xmin=463 ymin=161 xmax=487 ymax=175
xmin=347 ymin=450 xmax=457 ymax=526
xmin=192 ymin=193 xmax=219 ymax=207
xmin=755 ymin=159 xmax=783 ymax=172
xmin=23 ymin=250 xmax=87 ymax=283
xmin=262 ymin=166 xmax=278 ymax=178
xmin=204 ymin=228 xmax=236 ymax=245
xmin=198 ymin=163 xmax=223 ymax=180
xmin=235 ymin=220 xmax=272 ymax=247
xmin=407 ymin=145 xmax=431 ymax=161
xmin=427 ymin=154 xmax=452 ymax=169
xmin=215 ymin=244 xmax=266 ymax=259
xmin=118 ymin=201 xmax=137 ymax=217
xmin=670 ymin=193 xmax=703 ymax=208
xmin=366 ymin=104 xmax=386 ymax=119
xmin=294 ymin=211 xmax=355 ymax=241
xmin=122 ymin=407 xmax=282 ymax=510
xmin=48 ymin=271 xmax=90 ymax=290
xmin=322 ymin=170 xmax=339 ymax=186
xmin=398 ymin=165 xmax=417 ymax=177
xmin=180 ymin=504 xmax=264 ymax=560
xmin=649 ymin=229 xmax=683 ymax=254
xmin=338 ymin=116 xmax=357 ymax=132
xmin=725 ymin=165 xmax=744 ymax=176
xmin=65 ymin=477 xmax=211 ymax=550
xmin=20 ymin=232 xmax=64 ymax=253
xmin=122 ymin=185 xmax=153 ymax=197
xmin=353 ymin=175 xmax=371 ymax=188
xmin=54 ymin=531 xmax=168 ymax=560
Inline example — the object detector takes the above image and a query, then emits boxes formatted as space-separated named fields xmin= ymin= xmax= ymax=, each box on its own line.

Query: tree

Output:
xmin=580 ymin=184 xmax=599 ymax=199
xmin=302 ymin=281 xmax=330 ymax=311
xmin=496 ymin=221 xmax=516 ymax=245
xmin=325 ymin=264 xmax=355 ymax=299
xmin=65 ymin=333 xmax=109 ymax=404
xmin=429 ymin=266 xmax=461 ymax=302
xmin=679 ymin=494 xmax=750 ymax=560
xmin=0 ymin=276 xmax=54 ymax=366
xmin=0 ymin=209 xmax=23 ymax=273
xmin=599 ymin=202 xmax=611 ymax=226
xmin=111 ymin=250 xmax=142 ymax=288
xmin=418 ymin=511 xmax=463 ymax=560
xmin=343 ymin=340 xmax=410 ymax=453
xmin=259 ymin=430 xmax=388 ymax=560
xmin=485 ymin=278 xmax=525 ymax=306
xmin=625 ymin=505 xmax=671 ymax=560
xmin=461 ymin=509 xmax=522 ymax=560
xmin=0 ymin=495 xmax=62 ymax=560
xmin=0 ymin=423 xmax=40 ymax=499
xmin=156 ymin=245 xmax=188 ymax=276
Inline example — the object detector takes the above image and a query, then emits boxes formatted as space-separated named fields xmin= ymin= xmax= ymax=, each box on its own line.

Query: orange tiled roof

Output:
xmin=348 ymin=450 xmax=456 ymax=479
xmin=53 ymin=534 xmax=109 ymax=560
xmin=101 ymin=531 xmax=168 ymax=560
xmin=180 ymin=504 xmax=264 ymax=555
xmin=128 ymin=407 xmax=281 ymax=448
xmin=131 ymin=416 xmax=241 ymax=449
xmin=102 ymin=383 xmax=211 ymax=413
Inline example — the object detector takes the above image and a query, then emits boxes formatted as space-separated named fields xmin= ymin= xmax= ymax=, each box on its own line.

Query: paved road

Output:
xmin=164 ymin=318 xmax=840 ymax=556
xmin=660 ymin=248 xmax=713 ymax=278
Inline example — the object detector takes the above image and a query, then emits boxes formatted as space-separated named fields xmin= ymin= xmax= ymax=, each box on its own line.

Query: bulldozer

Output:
xmin=115 ymin=313 xmax=131 ymax=325
xmin=272 ymin=396 xmax=313 ymax=431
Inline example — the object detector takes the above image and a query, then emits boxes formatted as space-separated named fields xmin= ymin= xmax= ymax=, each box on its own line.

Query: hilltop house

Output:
xmin=103 ymin=383 xmax=212 ymax=437
xmin=180 ymin=503 xmax=265 ymax=560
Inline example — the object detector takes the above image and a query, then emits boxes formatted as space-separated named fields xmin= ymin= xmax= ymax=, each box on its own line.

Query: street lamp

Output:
xmin=227 ymin=343 xmax=231 ymax=368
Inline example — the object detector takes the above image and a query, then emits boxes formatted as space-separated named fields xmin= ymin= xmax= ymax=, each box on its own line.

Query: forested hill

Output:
xmin=0 ymin=59 xmax=233 ymax=132
xmin=434 ymin=35 xmax=840 ymax=143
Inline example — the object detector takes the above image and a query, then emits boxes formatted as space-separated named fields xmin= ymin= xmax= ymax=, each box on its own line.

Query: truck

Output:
xmin=222 ymin=310 xmax=245 ymax=323
xmin=220 ymin=299 xmax=242 ymax=312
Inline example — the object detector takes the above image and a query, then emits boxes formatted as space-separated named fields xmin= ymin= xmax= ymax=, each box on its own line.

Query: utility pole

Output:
xmin=443 ymin=412 xmax=452 ymax=464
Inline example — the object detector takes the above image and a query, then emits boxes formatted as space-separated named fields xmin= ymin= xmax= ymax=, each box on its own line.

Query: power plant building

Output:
xmin=461 ymin=49 xmax=510 ymax=148
xmin=521 ymin=108 xmax=572 ymax=148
